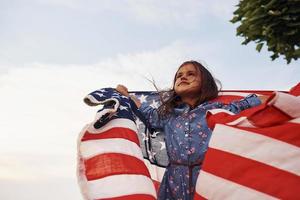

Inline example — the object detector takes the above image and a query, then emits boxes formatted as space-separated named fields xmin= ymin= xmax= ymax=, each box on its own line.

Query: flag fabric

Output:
xmin=77 ymin=83 xmax=300 ymax=200
xmin=194 ymin=86 xmax=300 ymax=200
xmin=77 ymin=88 xmax=157 ymax=200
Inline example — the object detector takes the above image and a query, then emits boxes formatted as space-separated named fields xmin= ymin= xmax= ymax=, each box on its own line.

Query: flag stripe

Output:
xmin=86 ymin=174 xmax=157 ymax=199
xmin=196 ymin=171 xmax=278 ymax=200
xmin=207 ymin=108 xmax=237 ymax=115
xmin=193 ymin=193 xmax=207 ymax=200
xmin=152 ymin=180 xmax=160 ymax=194
xmin=100 ymin=194 xmax=156 ymax=200
xmin=247 ymin=106 xmax=292 ymax=127
xmin=269 ymin=92 xmax=300 ymax=118
xmin=291 ymin=118 xmax=300 ymax=124
xmin=218 ymin=91 xmax=273 ymax=96
xmin=235 ymin=122 xmax=300 ymax=147
xmin=226 ymin=117 xmax=255 ymax=127
xmin=218 ymin=92 xmax=253 ymax=96
xmin=214 ymin=92 xmax=271 ymax=104
xmin=143 ymin=159 xmax=166 ymax=182
xmin=202 ymin=148 xmax=300 ymax=199
xmin=211 ymin=124 xmax=300 ymax=175
xmin=82 ymin=127 xmax=140 ymax=146
xmin=206 ymin=107 xmax=262 ymax=129
xmin=85 ymin=153 xmax=151 ymax=180
xmin=87 ymin=118 xmax=138 ymax=134
xmin=80 ymin=138 xmax=143 ymax=160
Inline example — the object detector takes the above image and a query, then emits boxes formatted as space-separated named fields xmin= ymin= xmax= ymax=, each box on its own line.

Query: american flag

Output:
xmin=77 ymin=83 xmax=300 ymax=200
xmin=78 ymin=88 xmax=157 ymax=200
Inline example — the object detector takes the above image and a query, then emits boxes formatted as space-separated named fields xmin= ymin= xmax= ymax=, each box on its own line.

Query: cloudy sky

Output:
xmin=0 ymin=0 xmax=299 ymax=199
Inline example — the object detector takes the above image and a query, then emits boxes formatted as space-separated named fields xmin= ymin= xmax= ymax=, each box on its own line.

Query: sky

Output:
xmin=0 ymin=0 xmax=299 ymax=199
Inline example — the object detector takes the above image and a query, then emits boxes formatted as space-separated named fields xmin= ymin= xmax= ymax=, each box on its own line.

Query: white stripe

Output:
xmin=269 ymin=92 xmax=300 ymax=118
xmin=87 ymin=118 xmax=138 ymax=133
xmin=196 ymin=171 xmax=278 ymax=200
xmin=218 ymin=92 xmax=254 ymax=97
xmin=87 ymin=174 xmax=157 ymax=199
xmin=143 ymin=159 xmax=166 ymax=182
xmin=210 ymin=124 xmax=300 ymax=176
xmin=207 ymin=109 xmax=256 ymax=127
xmin=77 ymin=124 xmax=90 ymax=200
xmin=290 ymin=118 xmax=300 ymax=124
xmin=84 ymin=94 xmax=100 ymax=105
xmin=207 ymin=108 xmax=235 ymax=115
xmin=80 ymin=138 xmax=144 ymax=161
xmin=77 ymin=124 xmax=89 ymax=149
xmin=226 ymin=117 xmax=256 ymax=127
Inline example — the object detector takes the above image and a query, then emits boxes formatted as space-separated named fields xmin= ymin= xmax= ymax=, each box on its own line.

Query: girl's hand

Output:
xmin=258 ymin=95 xmax=269 ymax=104
xmin=116 ymin=84 xmax=129 ymax=97
xmin=116 ymin=84 xmax=142 ymax=108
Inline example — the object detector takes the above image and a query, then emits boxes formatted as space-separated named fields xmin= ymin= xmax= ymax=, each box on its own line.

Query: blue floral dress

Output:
xmin=138 ymin=95 xmax=261 ymax=200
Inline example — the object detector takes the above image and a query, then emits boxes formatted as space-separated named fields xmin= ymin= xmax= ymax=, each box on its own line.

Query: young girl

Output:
xmin=116 ymin=60 xmax=266 ymax=200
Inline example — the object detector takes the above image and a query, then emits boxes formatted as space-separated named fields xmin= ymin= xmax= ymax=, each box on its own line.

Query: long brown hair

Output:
xmin=156 ymin=60 xmax=221 ymax=117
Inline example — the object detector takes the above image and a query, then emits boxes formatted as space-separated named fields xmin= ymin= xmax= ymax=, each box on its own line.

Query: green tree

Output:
xmin=231 ymin=0 xmax=300 ymax=64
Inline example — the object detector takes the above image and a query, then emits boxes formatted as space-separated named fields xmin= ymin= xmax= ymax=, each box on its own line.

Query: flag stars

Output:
xmin=151 ymin=131 xmax=159 ymax=138
xmin=141 ymin=132 xmax=149 ymax=141
xmin=120 ymin=95 xmax=129 ymax=100
xmin=119 ymin=105 xmax=128 ymax=111
xmin=135 ymin=118 xmax=144 ymax=127
xmin=138 ymin=94 xmax=148 ymax=104
xmin=111 ymin=94 xmax=120 ymax=98
xmin=97 ymin=89 xmax=106 ymax=93
xmin=150 ymin=100 xmax=159 ymax=108
xmin=94 ymin=93 xmax=105 ymax=97
xmin=159 ymin=141 xmax=166 ymax=150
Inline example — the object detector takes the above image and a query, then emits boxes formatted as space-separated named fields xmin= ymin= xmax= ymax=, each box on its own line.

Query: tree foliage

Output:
xmin=231 ymin=0 xmax=300 ymax=64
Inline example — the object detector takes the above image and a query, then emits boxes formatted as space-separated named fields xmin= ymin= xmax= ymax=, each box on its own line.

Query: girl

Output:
xmin=116 ymin=60 xmax=266 ymax=200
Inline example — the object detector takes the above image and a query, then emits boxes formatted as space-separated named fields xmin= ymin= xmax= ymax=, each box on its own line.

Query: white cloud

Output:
xmin=0 ymin=153 xmax=75 ymax=181
xmin=0 ymin=43 xmax=186 ymax=199
xmin=203 ymin=0 xmax=239 ymax=20
xmin=0 ymin=178 xmax=81 ymax=200
xmin=125 ymin=0 xmax=203 ymax=25
xmin=33 ymin=0 xmax=239 ymax=25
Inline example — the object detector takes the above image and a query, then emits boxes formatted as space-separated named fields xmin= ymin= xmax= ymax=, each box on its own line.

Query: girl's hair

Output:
xmin=156 ymin=60 xmax=221 ymax=117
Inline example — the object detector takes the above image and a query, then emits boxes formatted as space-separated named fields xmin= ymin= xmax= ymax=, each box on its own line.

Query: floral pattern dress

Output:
xmin=138 ymin=95 xmax=261 ymax=200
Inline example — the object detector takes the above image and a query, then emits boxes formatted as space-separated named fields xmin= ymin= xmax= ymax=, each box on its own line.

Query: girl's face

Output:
xmin=174 ymin=63 xmax=202 ymax=97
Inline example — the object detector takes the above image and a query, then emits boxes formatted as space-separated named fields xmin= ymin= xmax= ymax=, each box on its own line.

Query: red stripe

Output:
xmin=152 ymin=180 xmax=160 ymax=193
xmin=202 ymin=148 xmax=300 ymax=199
xmin=209 ymin=92 xmax=292 ymax=128
xmin=84 ymin=153 xmax=150 ymax=180
xmin=82 ymin=127 xmax=140 ymax=146
xmin=213 ymin=95 xmax=244 ymax=104
xmin=232 ymin=122 xmax=300 ymax=147
xmin=206 ymin=104 xmax=263 ymax=129
xmin=289 ymin=83 xmax=300 ymax=96
xmin=213 ymin=91 xmax=274 ymax=104
xmin=194 ymin=193 xmax=207 ymax=200
xmin=247 ymin=105 xmax=292 ymax=127
xmin=219 ymin=90 xmax=276 ymax=95
xmin=100 ymin=194 xmax=156 ymax=200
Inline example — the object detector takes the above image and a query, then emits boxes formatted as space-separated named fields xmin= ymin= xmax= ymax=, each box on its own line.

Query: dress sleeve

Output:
xmin=222 ymin=94 xmax=262 ymax=114
xmin=138 ymin=103 xmax=165 ymax=129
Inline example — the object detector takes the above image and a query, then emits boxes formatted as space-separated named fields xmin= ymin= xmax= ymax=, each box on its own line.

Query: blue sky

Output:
xmin=0 ymin=1 xmax=299 ymax=199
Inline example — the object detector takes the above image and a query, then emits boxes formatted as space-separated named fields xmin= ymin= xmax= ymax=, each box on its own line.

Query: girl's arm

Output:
xmin=116 ymin=84 xmax=142 ymax=108
xmin=129 ymin=95 xmax=141 ymax=108
xmin=116 ymin=84 xmax=164 ymax=129
xmin=258 ymin=95 xmax=268 ymax=104
xmin=222 ymin=94 xmax=266 ymax=114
